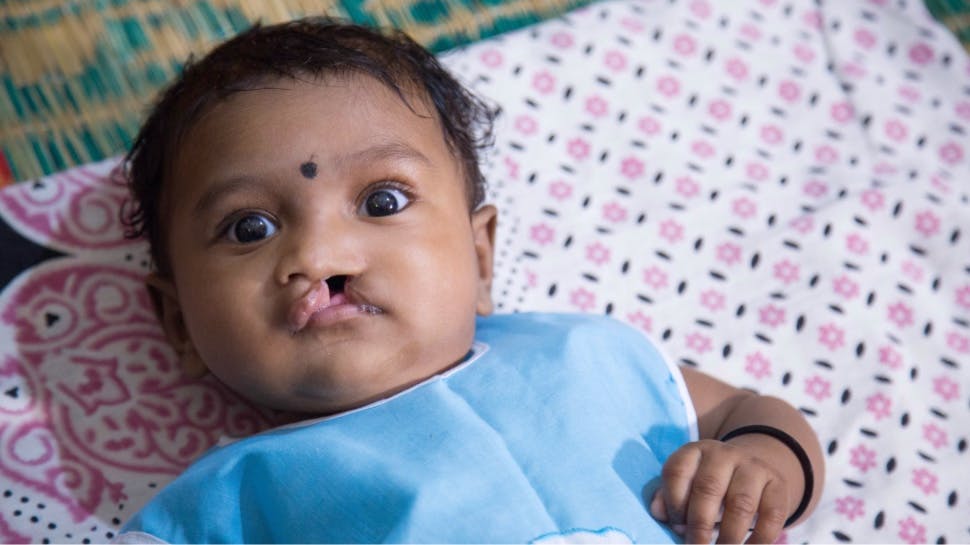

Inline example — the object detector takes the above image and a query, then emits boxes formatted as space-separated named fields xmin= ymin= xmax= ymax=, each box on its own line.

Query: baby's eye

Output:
xmin=225 ymin=213 xmax=278 ymax=243
xmin=360 ymin=186 xmax=411 ymax=217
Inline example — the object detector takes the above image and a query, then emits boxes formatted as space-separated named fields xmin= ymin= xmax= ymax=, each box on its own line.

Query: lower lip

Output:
xmin=303 ymin=303 xmax=382 ymax=330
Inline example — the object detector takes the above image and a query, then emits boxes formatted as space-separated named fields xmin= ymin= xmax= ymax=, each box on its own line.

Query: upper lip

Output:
xmin=287 ymin=278 xmax=374 ymax=333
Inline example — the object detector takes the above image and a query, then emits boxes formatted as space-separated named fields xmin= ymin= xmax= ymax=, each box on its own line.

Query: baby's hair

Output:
xmin=122 ymin=17 xmax=495 ymax=277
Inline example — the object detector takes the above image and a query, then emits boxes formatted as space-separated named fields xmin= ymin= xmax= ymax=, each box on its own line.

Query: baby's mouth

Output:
xmin=287 ymin=276 xmax=382 ymax=333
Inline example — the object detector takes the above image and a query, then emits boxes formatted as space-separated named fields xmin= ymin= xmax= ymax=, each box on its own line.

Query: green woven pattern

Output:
xmin=925 ymin=0 xmax=970 ymax=49
xmin=0 ymin=0 xmax=589 ymax=185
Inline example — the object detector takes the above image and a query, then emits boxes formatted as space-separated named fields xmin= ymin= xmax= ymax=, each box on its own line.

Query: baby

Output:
xmin=116 ymin=17 xmax=823 ymax=544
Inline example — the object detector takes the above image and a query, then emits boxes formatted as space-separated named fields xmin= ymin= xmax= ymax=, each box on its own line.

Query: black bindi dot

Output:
xmin=299 ymin=161 xmax=318 ymax=179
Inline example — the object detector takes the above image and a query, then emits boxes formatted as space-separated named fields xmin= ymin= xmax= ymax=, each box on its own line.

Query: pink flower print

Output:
xmin=739 ymin=23 xmax=762 ymax=41
xmin=946 ymin=331 xmax=970 ymax=353
xmin=548 ymin=180 xmax=573 ymax=201
xmin=567 ymin=137 xmax=591 ymax=160
xmin=659 ymin=219 xmax=684 ymax=243
xmin=922 ymin=423 xmax=948 ymax=449
xmin=708 ymin=99 xmax=732 ymax=121
xmin=627 ymin=310 xmax=653 ymax=333
xmin=525 ymin=269 xmax=538 ymax=288
xmin=480 ymin=49 xmax=503 ymax=68
xmin=835 ymin=496 xmax=865 ymax=521
xmin=912 ymin=468 xmax=938 ymax=495
xmin=505 ymin=156 xmax=520 ymax=179
xmin=773 ymin=259 xmax=800 ymax=284
xmin=865 ymin=392 xmax=891 ymax=420
xmin=899 ymin=84 xmax=921 ymax=102
xmin=514 ymin=115 xmax=538 ymax=136
xmin=814 ymin=145 xmax=839 ymax=164
xmin=931 ymin=174 xmax=952 ymax=194
xmin=793 ymin=43 xmax=815 ymax=63
xmin=585 ymin=242 xmax=611 ymax=266
xmin=849 ymin=444 xmax=877 ymax=472
xmin=532 ymin=71 xmax=556 ymax=94
xmin=841 ymin=61 xmax=867 ymax=79
xmin=939 ymin=141 xmax=965 ymax=165
xmin=860 ymin=188 xmax=885 ymax=211
xmin=778 ymin=80 xmax=801 ymax=102
xmin=744 ymin=162 xmax=769 ymax=183
xmin=731 ymin=197 xmax=757 ymax=219
xmin=914 ymin=210 xmax=940 ymax=237
xmin=530 ymin=223 xmax=555 ymax=246
xmin=884 ymin=119 xmax=908 ymax=142
xmin=657 ymin=76 xmax=681 ymax=98
xmin=802 ymin=10 xmax=822 ymax=29
xmin=846 ymin=233 xmax=869 ymax=255
xmin=804 ymin=375 xmax=831 ymax=401
xmin=957 ymin=101 xmax=970 ymax=121
xmin=957 ymin=284 xmax=970 ymax=310
xmin=642 ymin=266 xmax=669 ymax=290
xmin=758 ymin=304 xmax=786 ymax=328
xmin=620 ymin=156 xmax=645 ymax=180
xmin=585 ymin=95 xmax=608 ymax=117
xmin=689 ymin=0 xmax=711 ymax=19
xmin=898 ymin=516 xmax=927 ymax=544
xmin=933 ymin=375 xmax=959 ymax=402
xmin=790 ymin=215 xmax=814 ymax=234
xmin=602 ymin=201 xmax=628 ymax=223
xmin=760 ymin=124 xmax=783 ymax=145
xmin=878 ymin=345 xmax=903 ymax=370
xmin=818 ymin=322 xmax=845 ymax=351
xmin=759 ymin=0 xmax=777 ymax=5
xmin=620 ymin=17 xmax=645 ymax=33
xmin=902 ymin=260 xmax=924 ymax=281
xmin=803 ymin=179 xmax=829 ymax=198
xmin=716 ymin=242 xmax=742 ymax=266
xmin=692 ymin=140 xmax=715 ymax=159
xmin=887 ymin=301 xmax=914 ymax=328
xmin=745 ymin=352 xmax=772 ymax=380
xmin=570 ymin=287 xmax=596 ymax=312
xmin=638 ymin=116 xmax=662 ymax=135
xmin=725 ymin=57 xmax=749 ymax=80
xmin=832 ymin=274 xmax=860 ymax=299
xmin=830 ymin=101 xmax=854 ymax=123
xmin=550 ymin=31 xmax=574 ymax=49
xmin=699 ymin=289 xmax=725 ymax=312
xmin=685 ymin=332 xmax=713 ymax=354
xmin=675 ymin=176 xmax=700 ymax=198
xmin=673 ymin=33 xmax=697 ymax=56
xmin=604 ymin=50 xmax=628 ymax=71
xmin=854 ymin=27 xmax=876 ymax=49
xmin=908 ymin=42 xmax=935 ymax=65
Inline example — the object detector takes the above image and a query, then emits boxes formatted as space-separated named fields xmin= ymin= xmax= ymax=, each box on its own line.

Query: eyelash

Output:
xmin=358 ymin=180 xmax=415 ymax=208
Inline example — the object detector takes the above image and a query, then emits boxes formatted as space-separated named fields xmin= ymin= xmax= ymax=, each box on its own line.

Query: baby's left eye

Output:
xmin=360 ymin=186 xmax=411 ymax=217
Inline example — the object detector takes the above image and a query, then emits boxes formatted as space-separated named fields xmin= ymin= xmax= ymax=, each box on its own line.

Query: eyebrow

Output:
xmin=193 ymin=140 xmax=433 ymax=215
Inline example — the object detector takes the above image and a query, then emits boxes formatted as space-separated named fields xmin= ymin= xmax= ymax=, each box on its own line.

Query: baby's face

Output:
xmin=151 ymin=75 xmax=496 ymax=415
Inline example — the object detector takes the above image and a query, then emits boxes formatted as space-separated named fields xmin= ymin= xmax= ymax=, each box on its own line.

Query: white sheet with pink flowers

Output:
xmin=0 ymin=0 xmax=967 ymax=542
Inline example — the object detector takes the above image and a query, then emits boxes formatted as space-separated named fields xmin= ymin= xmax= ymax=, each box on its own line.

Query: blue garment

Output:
xmin=120 ymin=313 xmax=697 ymax=543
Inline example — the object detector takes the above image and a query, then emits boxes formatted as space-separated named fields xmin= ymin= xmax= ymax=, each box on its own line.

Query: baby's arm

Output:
xmin=650 ymin=367 xmax=824 ymax=544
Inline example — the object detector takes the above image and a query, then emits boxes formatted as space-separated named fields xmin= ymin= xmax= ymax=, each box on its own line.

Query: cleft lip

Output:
xmin=287 ymin=278 xmax=382 ymax=333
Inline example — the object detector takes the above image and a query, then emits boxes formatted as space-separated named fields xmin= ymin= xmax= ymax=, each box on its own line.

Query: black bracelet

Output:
xmin=719 ymin=424 xmax=814 ymax=528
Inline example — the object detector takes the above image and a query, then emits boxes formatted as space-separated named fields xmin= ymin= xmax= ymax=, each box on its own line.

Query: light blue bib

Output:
xmin=121 ymin=313 xmax=697 ymax=543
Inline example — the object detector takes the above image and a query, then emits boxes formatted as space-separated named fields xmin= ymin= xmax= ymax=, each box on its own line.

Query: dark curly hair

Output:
xmin=122 ymin=17 xmax=495 ymax=277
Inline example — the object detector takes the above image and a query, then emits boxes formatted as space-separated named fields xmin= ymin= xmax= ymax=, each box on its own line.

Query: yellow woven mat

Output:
xmin=0 ymin=0 xmax=588 ymax=186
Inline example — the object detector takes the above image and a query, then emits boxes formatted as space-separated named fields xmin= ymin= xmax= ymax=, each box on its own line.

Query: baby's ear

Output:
xmin=471 ymin=205 xmax=498 ymax=316
xmin=145 ymin=273 xmax=208 ymax=378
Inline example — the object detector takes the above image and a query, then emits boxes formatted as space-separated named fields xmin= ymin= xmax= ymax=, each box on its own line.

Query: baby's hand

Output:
xmin=650 ymin=439 xmax=793 ymax=544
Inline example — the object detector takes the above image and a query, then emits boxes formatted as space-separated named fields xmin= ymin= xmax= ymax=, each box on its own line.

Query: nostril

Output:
xmin=325 ymin=275 xmax=347 ymax=294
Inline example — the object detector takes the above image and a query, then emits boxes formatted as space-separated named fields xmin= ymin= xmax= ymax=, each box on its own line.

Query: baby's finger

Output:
xmin=684 ymin=463 xmax=733 ymax=545
xmin=649 ymin=490 xmax=669 ymax=522
xmin=745 ymin=479 xmax=789 ymax=544
xmin=715 ymin=466 xmax=766 ymax=544
xmin=659 ymin=445 xmax=703 ymax=525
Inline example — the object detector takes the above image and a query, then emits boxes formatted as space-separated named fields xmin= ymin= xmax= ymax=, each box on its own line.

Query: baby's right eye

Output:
xmin=225 ymin=213 xmax=278 ymax=243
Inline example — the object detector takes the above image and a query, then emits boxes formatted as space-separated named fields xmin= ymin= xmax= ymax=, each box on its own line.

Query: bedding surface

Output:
xmin=1 ymin=0 xmax=968 ymax=542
